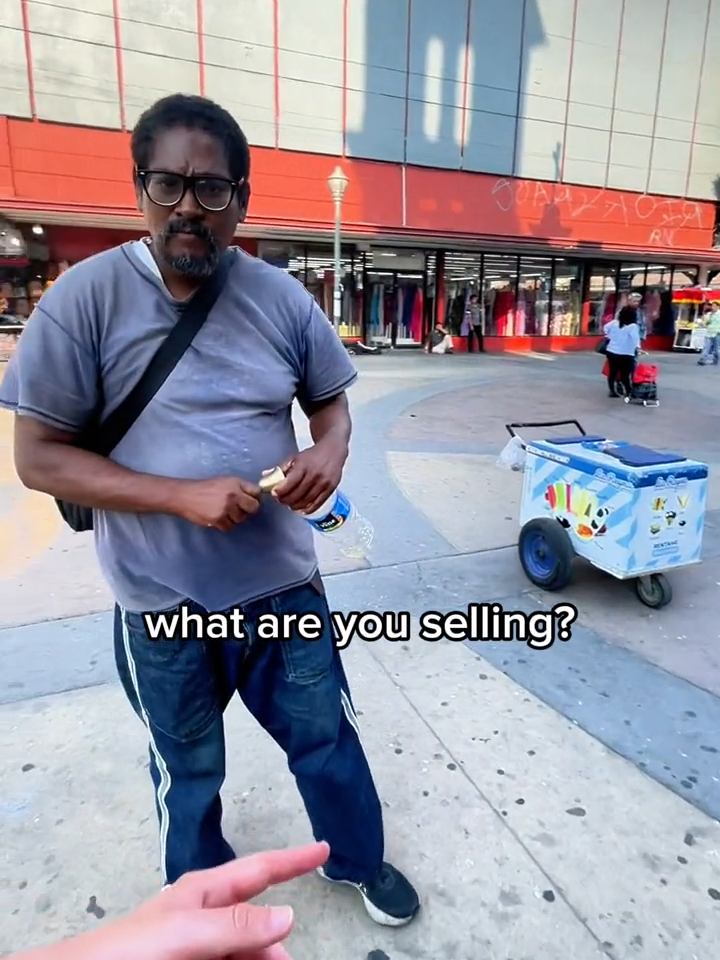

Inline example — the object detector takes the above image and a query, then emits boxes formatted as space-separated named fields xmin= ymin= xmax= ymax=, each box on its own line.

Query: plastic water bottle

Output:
xmin=304 ymin=488 xmax=374 ymax=560
xmin=259 ymin=467 xmax=374 ymax=561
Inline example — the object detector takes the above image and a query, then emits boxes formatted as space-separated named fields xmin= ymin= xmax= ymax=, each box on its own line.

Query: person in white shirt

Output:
xmin=604 ymin=305 xmax=640 ymax=398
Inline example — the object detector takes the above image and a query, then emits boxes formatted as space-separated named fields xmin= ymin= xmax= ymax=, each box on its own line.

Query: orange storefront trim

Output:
xmin=451 ymin=334 xmax=674 ymax=354
xmin=0 ymin=116 xmax=716 ymax=258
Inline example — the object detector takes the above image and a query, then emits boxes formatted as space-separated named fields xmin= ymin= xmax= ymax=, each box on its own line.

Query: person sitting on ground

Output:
xmin=11 ymin=842 xmax=329 ymax=960
xmin=425 ymin=323 xmax=454 ymax=354
xmin=604 ymin=305 xmax=640 ymax=398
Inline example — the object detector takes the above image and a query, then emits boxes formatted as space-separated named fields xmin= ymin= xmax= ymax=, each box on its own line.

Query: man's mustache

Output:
xmin=163 ymin=219 xmax=216 ymax=245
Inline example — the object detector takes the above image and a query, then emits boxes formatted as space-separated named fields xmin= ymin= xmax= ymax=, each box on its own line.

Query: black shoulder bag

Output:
xmin=56 ymin=255 xmax=233 ymax=533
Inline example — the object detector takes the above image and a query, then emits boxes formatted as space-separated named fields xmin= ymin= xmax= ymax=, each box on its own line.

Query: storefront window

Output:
xmin=644 ymin=264 xmax=673 ymax=335
xmin=584 ymin=262 xmax=619 ymax=335
xmin=620 ymin=262 xmax=647 ymax=297
xmin=550 ymin=259 xmax=583 ymax=336
xmin=672 ymin=267 xmax=698 ymax=287
xmin=443 ymin=253 xmax=482 ymax=335
xmin=365 ymin=250 xmax=426 ymax=346
xmin=516 ymin=257 xmax=552 ymax=335
xmin=283 ymin=244 xmax=365 ymax=338
xmin=483 ymin=254 xmax=519 ymax=336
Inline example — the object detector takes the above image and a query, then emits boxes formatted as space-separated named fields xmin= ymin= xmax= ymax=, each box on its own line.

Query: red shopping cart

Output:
xmin=602 ymin=359 xmax=659 ymax=407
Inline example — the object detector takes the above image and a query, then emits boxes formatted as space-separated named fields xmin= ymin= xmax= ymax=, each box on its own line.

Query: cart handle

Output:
xmin=505 ymin=419 xmax=587 ymax=439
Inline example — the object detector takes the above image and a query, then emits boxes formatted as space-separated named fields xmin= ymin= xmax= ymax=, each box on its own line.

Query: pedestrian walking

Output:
xmin=698 ymin=301 xmax=720 ymax=366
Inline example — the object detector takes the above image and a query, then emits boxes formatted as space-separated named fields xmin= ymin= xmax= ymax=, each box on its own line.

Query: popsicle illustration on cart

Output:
xmin=544 ymin=481 xmax=610 ymax=541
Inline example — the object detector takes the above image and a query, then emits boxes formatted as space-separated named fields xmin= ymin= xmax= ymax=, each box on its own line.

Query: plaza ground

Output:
xmin=2 ymin=350 xmax=720 ymax=959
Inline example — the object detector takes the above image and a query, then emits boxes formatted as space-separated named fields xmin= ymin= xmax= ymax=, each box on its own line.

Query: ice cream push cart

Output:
xmin=506 ymin=420 xmax=708 ymax=609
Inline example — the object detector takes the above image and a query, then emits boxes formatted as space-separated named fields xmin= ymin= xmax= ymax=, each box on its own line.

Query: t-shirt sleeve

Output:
xmin=0 ymin=283 xmax=100 ymax=433
xmin=297 ymin=296 xmax=358 ymax=404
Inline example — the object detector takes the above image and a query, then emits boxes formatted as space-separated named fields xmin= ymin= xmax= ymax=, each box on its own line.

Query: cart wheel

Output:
xmin=635 ymin=573 xmax=672 ymax=609
xmin=518 ymin=518 xmax=574 ymax=591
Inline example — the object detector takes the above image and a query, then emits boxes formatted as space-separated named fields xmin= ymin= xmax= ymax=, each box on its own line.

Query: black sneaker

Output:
xmin=318 ymin=862 xmax=420 ymax=926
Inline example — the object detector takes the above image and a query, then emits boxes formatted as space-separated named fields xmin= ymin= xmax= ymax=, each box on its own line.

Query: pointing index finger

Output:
xmin=196 ymin=842 xmax=330 ymax=909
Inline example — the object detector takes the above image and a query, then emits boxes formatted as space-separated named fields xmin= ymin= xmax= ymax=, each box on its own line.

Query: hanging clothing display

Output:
xmin=492 ymin=288 xmax=515 ymax=337
xmin=366 ymin=278 xmax=424 ymax=344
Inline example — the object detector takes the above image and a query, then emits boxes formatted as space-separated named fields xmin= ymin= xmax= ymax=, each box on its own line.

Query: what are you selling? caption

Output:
xmin=143 ymin=602 xmax=579 ymax=651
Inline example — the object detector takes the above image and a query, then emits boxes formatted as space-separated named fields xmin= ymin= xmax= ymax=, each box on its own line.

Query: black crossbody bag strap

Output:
xmin=56 ymin=252 xmax=233 ymax=532
xmin=86 ymin=253 xmax=233 ymax=458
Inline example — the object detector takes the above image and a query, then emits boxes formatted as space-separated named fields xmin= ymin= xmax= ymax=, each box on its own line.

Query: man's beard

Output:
xmin=156 ymin=219 xmax=221 ymax=279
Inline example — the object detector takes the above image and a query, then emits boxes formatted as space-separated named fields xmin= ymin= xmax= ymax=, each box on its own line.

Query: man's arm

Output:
xmin=299 ymin=392 xmax=352 ymax=455
xmin=272 ymin=296 xmax=357 ymax=513
xmin=14 ymin=416 xmax=261 ymax=530
xmin=14 ymin=415 xmax=187 ymax=514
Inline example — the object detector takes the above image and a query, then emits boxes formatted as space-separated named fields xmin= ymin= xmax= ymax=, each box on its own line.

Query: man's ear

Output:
xmin=237 ymin=181 xmax=251 ymax=223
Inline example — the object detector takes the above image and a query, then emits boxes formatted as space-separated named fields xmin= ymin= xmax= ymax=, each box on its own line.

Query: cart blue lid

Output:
xmin=604 ymin=444 xmax=686 ymax=467
xmin=547 ymin=435 xmax=607 ymax=445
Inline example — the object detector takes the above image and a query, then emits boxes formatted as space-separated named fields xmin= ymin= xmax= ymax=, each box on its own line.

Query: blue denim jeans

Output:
xmin=113 ymin=579 xmax=384 ymax=885
xmin=704 ymin=334 xmax=719 ymax=365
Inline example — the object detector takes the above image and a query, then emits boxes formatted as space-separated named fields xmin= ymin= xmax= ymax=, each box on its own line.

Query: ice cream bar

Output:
xmin=259 ymin=466 xmax=286 ymax=493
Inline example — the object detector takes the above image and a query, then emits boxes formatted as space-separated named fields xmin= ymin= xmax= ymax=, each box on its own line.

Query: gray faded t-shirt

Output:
xmin=0 ymin=243 xmax=357 ymax=613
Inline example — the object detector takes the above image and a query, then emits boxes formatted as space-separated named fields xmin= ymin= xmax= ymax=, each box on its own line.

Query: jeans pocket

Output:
xmin=120 ymin=610 xmax=220 ymax=742
xmin=263 ymin=584 xmax=335 ymax=685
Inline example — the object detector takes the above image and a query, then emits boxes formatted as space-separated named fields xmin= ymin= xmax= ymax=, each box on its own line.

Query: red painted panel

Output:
xmin=43 ymin=225 xmax=259 ymax=261
xmin=452 ymin=335 xmax=674 ymax=353
xmin=0 ymin=118 xmax=13 ymax=198
xmin=405 ymin=167 xmax=715 ymax=251
xmin=249 ymin=146 xmax=403 ymax=230
xmin=0 ymin=118 xmax=716 ymax=255
xmin=8 ymin=121 xmax=134 ymax=208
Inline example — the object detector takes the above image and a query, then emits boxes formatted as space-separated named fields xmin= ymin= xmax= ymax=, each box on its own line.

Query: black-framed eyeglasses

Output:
xmin=136 ymin=170 xmax=244 ymax=212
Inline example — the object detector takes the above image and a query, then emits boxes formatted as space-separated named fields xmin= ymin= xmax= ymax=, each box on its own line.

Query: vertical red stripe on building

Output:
xmin=272 ymin=0 xmax=280 ymax=149
xmin=112 ymin=0 xmax=127 ymax=129
xmin=685 ymin=0 xmax=712 ymax=197
xmin=645 ymin=0 xmax=671 ymax=194
xmin=402 ymin=0 xmax=412 ymax=165
xmin=458 ymin=0 xmax=472 ymax=168
xmin=341 ymin=0 xmax=348 ymax=156
xmin=510 ymin=0 xmax=527 ymax=175
xmin=19 ymin=0 xmax=37 ymax=118
xmin=196 ymin=0 xmax=205 ymax=95
xmin=558 ymin=0 xmax=579 ymax=183
xmin=604 ymin=0 xmax=626 ymax=186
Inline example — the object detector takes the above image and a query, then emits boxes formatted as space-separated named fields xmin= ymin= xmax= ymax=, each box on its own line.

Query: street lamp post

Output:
xmin=327 ymin=165 xmax=349 ymax=335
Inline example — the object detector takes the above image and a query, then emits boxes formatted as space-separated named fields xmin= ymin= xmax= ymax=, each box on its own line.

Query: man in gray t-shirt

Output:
xmin=0 ymin=93 xmax=418 ymax=926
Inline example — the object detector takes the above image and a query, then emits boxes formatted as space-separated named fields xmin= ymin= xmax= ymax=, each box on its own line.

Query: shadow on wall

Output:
xmin=346 ymin=0 xmax=547 ymax=237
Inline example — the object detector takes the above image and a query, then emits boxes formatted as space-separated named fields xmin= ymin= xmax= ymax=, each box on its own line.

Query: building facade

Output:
xmin=1 ymin=0 xmax=720 ymax=349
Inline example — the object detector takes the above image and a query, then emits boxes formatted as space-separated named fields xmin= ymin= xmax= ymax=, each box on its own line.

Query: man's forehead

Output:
xmin=148 ymin=127 xmax=229 ymax=171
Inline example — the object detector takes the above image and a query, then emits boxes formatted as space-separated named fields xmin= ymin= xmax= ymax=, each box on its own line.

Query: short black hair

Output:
xmin=131 ymin=94 xmax=251 ymax=182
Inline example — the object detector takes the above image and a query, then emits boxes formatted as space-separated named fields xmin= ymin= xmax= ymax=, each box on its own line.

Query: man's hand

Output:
xmin=273 ymin=438 xmax=348 ymax=515
xmin=13 ymin=843 xmax=330 ymax=960
xmin=172 ymin=477 xmax=262 ymax=532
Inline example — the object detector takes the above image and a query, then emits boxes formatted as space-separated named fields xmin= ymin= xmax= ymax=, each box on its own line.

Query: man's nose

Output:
xmin=175 ymin=183 xmax=204 ymax=218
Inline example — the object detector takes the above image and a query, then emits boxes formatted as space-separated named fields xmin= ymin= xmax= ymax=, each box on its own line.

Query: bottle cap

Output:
xmin=259 ymin=466 xmax=286 ymax=493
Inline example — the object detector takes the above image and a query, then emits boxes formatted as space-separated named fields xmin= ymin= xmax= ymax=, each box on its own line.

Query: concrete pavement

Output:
xmin=3 ymin=350 xmax=720 ymax=958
